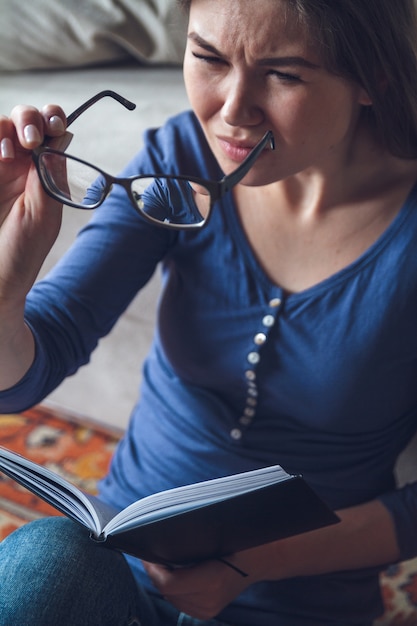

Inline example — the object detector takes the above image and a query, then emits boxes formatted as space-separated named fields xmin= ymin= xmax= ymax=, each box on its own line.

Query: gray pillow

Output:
xmin=0 ymin=0 xmax=187 ymax=70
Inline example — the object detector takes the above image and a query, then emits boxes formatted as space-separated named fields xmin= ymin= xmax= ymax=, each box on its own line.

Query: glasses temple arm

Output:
xmin=66 ymin=90 xmax=136 ymax=128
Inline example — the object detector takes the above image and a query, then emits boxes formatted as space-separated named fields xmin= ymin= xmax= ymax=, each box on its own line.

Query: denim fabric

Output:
xmin=0 ymin=517 xmax=230 ymax=626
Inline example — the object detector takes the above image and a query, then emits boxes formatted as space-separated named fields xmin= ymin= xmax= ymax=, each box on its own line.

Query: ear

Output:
xmin=358 ymin=75 xmax=389 ymax=106
xmin=358 ymin=87 xmax=373 ymax=106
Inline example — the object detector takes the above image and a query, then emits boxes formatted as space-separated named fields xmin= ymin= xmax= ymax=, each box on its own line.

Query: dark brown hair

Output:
xmin=177 ymin=0 xmax=417 ymax=158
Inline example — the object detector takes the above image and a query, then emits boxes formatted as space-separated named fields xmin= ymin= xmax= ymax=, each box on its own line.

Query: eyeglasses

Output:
xmin=32 ymin=90 xmax=275 ymax=230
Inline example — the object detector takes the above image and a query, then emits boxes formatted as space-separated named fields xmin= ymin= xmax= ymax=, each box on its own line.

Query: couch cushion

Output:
xmin=0 ymin=0 xmax=187 ymax=71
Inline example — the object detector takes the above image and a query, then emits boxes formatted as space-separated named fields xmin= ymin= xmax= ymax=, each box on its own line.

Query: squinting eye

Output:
xmin=271 ymin=70 xmax=301 ymax=82
xmin=192 ymin=52 xmax=225 ymax=65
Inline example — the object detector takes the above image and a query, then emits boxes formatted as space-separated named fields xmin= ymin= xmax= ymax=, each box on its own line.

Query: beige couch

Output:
xmin=0 ymin=0 xmax=188 ymax=430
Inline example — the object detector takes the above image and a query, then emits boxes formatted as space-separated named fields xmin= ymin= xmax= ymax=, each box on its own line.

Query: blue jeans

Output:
xmin=0 ymin=517 xmax=231 ymax=626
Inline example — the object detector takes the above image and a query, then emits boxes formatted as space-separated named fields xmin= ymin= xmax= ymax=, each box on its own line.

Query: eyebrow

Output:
xmin=187 ymin=33 xmax=320 ymax=70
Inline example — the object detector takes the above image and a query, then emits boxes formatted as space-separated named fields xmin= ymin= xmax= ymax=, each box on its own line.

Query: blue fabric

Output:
xmin=1 ymin=110 xmax=417 ymax=624
xmin=0 ymin=517 xmax=229 ymax=626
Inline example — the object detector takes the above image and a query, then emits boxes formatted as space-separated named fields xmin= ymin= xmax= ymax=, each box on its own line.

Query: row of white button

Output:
xmin=230 ymin=298 xmax=282 ymax=440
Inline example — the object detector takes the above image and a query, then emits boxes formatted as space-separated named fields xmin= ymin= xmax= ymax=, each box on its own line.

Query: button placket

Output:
xmin=230 ymin=295 xmax=282 ymax=440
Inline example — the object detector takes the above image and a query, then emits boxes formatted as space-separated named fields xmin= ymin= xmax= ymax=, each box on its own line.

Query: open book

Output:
xmin=0 ymin=446 xmax=339 ymax=565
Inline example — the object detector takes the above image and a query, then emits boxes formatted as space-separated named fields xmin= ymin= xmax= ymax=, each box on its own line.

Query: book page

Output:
xmin=104 ymin=464 xmax=290 ymax=536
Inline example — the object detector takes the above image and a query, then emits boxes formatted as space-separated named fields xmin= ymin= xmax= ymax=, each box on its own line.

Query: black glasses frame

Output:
xmin=32 ymin=90 xmax=275 ymax=230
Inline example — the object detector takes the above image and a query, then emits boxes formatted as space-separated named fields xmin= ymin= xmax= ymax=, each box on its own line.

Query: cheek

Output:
xmin=299 ymin=85 xmax=362 ymax=144
xmin=184 ymin=61 xmax=207 ymax=114
xmin=185 ymin=83 xmax=220 ymax=126
xmin=273 ymin=92 xmax=354 ymax=150
xmin=183 ymin=60 xmax=224 ymax=125
xmin=269 ymin=95 xmax=312 ymax=146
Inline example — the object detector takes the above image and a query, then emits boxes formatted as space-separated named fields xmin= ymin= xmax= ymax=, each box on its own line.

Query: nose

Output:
xmin=221 ymin=73 xmax=264 ymax=128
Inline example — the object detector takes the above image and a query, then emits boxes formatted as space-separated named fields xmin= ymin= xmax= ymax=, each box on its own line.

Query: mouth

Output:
xmin=217 ymin=137 xmax=262 ymax=163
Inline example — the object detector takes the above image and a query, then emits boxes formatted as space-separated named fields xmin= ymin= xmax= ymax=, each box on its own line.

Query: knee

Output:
xmin=0 ymin=517 xmax=109 ymax=592
xmin=0 ymin=517 xmax=139 ymax=624
xmin=0 ymin=516 xmax=101 ymax=574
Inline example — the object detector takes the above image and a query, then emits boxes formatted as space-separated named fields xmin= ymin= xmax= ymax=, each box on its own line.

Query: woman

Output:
xmin=1 ymin=0 xmax=417 ymax=624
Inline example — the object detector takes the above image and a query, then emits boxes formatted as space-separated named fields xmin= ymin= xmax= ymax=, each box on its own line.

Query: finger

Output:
xmin=8 ymin=104 xmax=67 ymax=150
xmin=0 ymin=115 xmax=16 ymax=161
xmin=10 ymin=105 xmax=45 ymax=150
xmin=40 ymin=104 xmax=67 ymax=137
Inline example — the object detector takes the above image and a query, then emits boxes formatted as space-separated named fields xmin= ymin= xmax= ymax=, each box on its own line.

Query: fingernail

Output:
xmin=0 ymin=137 xmax=15 ymax=159
xmin=49 ymin=115 xmax=65 ymax=133
xmin=23 ymin=124 xmax=41 ymax=145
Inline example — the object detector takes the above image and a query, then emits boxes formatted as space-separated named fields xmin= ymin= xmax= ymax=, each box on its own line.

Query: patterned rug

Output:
xmin=0 ymin=404 xmax=121 ymax=539
xmin=0 ymin=404 xmax=417 ymax=625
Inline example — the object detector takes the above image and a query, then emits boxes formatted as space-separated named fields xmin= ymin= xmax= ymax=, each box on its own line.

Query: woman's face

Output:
xmin=183 ymin=0 xmax=371 ymax=186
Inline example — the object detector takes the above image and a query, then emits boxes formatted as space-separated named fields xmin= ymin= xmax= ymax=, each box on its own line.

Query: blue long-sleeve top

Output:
xmin=1 ymin=111 xmax=417 ymax=625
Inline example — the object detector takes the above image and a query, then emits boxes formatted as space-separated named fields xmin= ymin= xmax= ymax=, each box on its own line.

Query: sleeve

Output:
xmin=0 ymin=119 xmax=188 ymax=412
xmin=379 ymin=483 xmax=417 ymax=560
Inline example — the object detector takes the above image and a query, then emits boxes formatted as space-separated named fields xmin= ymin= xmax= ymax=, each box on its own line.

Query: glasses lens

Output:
xmin=130 ymin=177 xmax=211 ymax=227
xmin=38 ymin=152 xmax=107 ymax=209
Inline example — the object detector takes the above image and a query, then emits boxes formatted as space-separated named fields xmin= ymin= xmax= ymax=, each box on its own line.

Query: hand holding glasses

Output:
xmin=32 ymin=90 xmax=275 ymax=230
